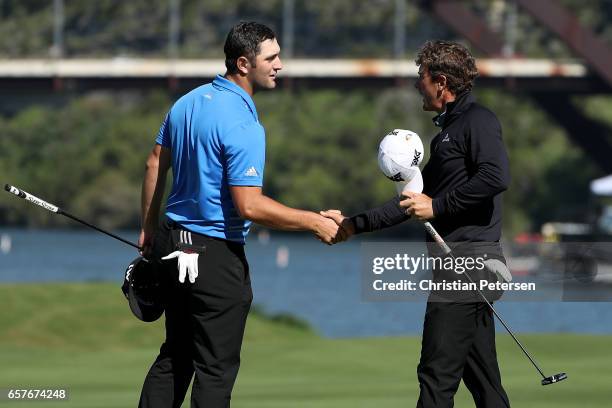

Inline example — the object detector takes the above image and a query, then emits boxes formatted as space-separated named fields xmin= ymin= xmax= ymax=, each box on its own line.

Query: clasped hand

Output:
xmin=316 ymin=209 xmax=355 ymax=245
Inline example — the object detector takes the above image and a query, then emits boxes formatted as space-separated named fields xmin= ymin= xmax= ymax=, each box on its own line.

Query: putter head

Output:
xmin=541 ymin=372 xmax=567 ymax=386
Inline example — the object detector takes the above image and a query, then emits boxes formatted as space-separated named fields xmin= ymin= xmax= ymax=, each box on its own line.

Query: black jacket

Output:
xmin=350 ymin=91 xmax=510 ymax=243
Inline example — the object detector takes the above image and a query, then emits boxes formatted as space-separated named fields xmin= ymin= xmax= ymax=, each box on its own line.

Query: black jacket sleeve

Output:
xmin=432 ymin=109 xmax=510 ymax=217
xmin=349 ymin=196 xmax=409 ymax=234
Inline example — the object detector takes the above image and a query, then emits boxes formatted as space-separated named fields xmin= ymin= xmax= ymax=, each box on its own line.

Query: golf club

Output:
xmin=379 ymin=129 xmax=567 ymax=386
xmin=4 ymin=184 xmax=142 ymax=251
xmin=421 ymin=219 xmax=567 ymax=386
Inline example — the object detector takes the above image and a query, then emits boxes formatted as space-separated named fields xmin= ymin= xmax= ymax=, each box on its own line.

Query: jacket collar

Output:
xmin=212 ymin=75 xmax=259 ymax=122
xmin=432 ymin=91 xmax=475 ymax=128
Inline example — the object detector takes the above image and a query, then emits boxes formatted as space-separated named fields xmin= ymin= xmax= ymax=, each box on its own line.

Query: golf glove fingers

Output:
xmin=484 ymin=258 xmax=512 ymax=282
xmin=162 ymin=251 xmax=199 ymax=283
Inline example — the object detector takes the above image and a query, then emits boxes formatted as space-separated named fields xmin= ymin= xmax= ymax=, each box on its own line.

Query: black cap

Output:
xmin=121 ymin=257 xmax=166 ymax=322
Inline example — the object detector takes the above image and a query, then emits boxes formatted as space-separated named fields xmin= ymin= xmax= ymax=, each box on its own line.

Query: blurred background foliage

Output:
xmin=0 ymin=0 xmax=611 ymax=237
xmin=3 ymin=0 xmax=612 ymax=59
xmin=0 ymin=86 xmax=603 ymax=236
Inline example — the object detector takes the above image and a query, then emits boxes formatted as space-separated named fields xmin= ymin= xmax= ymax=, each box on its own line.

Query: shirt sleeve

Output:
xmin=432 ymin=110 xmax=510 ymax=217
xmin=155 ymin=112 xmax=171 ymax=148
xmin=223 ymin=121 xmax=265 ymax=187
xmin=349 ymin=196 xmax=409 ymax=234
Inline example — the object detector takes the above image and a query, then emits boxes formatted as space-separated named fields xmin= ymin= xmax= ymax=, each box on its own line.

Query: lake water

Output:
xmin=1 ymin=228 xmax=612 ymax=337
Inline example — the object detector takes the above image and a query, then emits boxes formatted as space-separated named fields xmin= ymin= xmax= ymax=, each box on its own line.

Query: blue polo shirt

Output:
xmin=156 ymin=75 xmax=265 ymax=244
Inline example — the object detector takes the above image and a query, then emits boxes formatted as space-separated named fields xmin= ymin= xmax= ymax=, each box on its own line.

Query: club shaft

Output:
xmin=456 ymin=265 xmax=547 ymax=379
xmin=4 ymin=184 xmax=141 ymax=251
xmin=60 ymin=210 xmax=141 ymax=251
xmin=423 ymin=221 xmax=547 ymax=379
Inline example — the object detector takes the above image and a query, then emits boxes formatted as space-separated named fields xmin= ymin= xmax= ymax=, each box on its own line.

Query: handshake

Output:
xmin=311 ymin=192 xmax=434 ymax=245
xmin=313 ymin=209 xmax=355 ymax=245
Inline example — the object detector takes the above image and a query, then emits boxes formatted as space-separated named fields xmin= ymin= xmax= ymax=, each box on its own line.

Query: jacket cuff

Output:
xmin=432 ymin=197 xmax=447 ymax=218
xmin=349 ymin=214 xmax=370 ymax=234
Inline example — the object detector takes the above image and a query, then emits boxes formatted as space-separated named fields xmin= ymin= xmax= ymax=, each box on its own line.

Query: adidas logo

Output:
xmin=244 ymin=166 xmax=259 ymax=177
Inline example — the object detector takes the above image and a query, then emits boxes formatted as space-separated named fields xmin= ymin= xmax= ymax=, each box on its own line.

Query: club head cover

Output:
xmin=121 ymin=257 xmax=166 ymax=322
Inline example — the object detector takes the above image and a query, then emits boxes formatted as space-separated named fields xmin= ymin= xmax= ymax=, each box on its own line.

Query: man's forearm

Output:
xmin=229 ymin=186 xmax=342 ymax=244
xmin=141 ymin=147 xmax=169 ymax=231
xmin=349 ymin=196 xmax=409 ymax=234
xmin=432 ymin=167 xmax=508 ymax=218
xmin=238 ymin=193 xmax=321 ymax=231
xmin=141 ymin=167 xmax=165 ymax=230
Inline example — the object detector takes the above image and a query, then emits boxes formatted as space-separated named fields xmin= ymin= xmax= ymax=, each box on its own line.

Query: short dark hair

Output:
xmin=224 ymin=22 xmax=276 ymax=74
xmin=415 ymin=40 xmax=479 ymax=95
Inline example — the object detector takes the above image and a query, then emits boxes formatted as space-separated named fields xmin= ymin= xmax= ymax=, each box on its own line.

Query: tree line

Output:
xmin=0 ymin=87 xmax=603 ymax=237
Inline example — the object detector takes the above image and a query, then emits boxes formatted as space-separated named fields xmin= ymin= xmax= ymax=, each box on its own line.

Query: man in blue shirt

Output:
xmin=138 ymin=22 xmax=344 ymax=407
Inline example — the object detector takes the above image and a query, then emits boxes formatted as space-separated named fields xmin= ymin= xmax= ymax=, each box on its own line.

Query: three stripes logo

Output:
xmin=180 ymin=230 xmax=193 ymax=245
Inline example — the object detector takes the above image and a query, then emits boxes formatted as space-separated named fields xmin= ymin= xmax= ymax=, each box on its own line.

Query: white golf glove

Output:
xmin=162 ymin=250 xmax=199 ymax=283
xmin=484 ymin=258 xmax=513 ymax=282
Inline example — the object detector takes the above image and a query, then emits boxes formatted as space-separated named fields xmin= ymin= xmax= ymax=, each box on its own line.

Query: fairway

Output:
xmin=1 ymin=283 xmax=608 ymax=407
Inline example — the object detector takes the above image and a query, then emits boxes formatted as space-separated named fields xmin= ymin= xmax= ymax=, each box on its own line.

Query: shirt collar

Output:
xmin=212 ymin=74 xmax=259 ymax=122
xmin=433 ymin=110 xmax=447 ymax=128
xmin=432 ymin=91 xmax=474 ymax=128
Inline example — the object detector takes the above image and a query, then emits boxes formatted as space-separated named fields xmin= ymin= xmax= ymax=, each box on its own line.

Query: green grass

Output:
xmin=1 ymin=283 xmax=608 ymax=407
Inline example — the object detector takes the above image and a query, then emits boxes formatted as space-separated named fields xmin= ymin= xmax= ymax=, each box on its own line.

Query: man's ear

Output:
xmin=236 ymin=56 xmax=250 ymax=75
xmin=435 ymin=74 xmax=447 ymax=90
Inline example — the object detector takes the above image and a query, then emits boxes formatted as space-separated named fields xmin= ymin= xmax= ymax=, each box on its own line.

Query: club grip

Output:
xmin=5 ymin=183 xmax=25 ymax=197
xmin=424 ymin=221 xmax=452 ymax=255
xmin=4 ymin=184 xmax=60 ymax=213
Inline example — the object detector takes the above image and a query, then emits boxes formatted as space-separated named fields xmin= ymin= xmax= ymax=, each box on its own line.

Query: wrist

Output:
xmin=306 ymin=212 xmax=323 ymax=232
xmin=141 ymin=221 xmax=157 ymax=234
xmin=349 ymin=214 xmax=369 ymax=234
xmin=343 ymin=218 xmax=356 ymax=235
xmin=432 ymin=198 xmax=446 ymax=218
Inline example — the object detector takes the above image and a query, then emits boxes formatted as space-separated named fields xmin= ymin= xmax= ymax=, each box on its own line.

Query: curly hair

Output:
xmin=415 ymin=40 xmax=479 ymax=95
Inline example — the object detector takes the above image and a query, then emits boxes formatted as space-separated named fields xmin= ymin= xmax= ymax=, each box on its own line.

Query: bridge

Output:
xmin=0 ymin=58 xmax=603 ymax=93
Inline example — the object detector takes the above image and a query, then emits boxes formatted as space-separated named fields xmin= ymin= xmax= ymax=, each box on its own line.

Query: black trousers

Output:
xmin=417 ymin=301 xmax=510 ymax=408
xmin=139 ymin=220 xmax=253 ymax=408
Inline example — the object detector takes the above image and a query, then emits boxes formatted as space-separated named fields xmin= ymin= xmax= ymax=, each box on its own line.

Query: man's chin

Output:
xmin=253 ymin=80 xmax=277 ymax=93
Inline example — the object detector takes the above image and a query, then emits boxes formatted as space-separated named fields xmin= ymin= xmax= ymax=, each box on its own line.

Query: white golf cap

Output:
xmin=377 ymin=129 xmax=425 ymax=196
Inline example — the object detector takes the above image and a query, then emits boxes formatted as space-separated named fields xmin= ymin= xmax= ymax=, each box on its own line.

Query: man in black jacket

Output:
xmin=323 ymin=40 xmax=511 ymax=407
